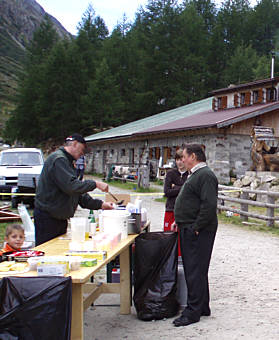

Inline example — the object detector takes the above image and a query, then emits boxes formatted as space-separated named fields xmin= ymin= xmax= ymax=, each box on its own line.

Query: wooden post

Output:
xmin=119 ymin=246 xmax=131 ymax=314
xmin=267 ymin=195 xmax=275 ymax=227
xmin=137 ymin=168 xmax=141 ymax=188
xmin=240 ymin=191 xmax=249 ymax=221
xmin=71 ymin=283 xmax=83 ymax=340
xmin=217 ymin=197 xmax=224 ymax=214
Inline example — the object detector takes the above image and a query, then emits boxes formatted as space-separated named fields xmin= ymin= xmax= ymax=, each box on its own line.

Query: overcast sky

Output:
xmin=36 ymin=0 xmax=258 ymax=35
xmin=36 ymin=0 xmax=153 ymax=34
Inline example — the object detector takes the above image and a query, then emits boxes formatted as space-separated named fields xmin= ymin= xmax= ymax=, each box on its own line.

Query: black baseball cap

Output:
xmin=65 ymin=133 xmax=86 ymax=144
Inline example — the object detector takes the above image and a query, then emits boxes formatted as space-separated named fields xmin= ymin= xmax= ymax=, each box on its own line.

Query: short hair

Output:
xmin=5 ymin=224 xmax=25 ymax=238
xmin=184 ymin=144 xmax=206 ymax=162
xmin=175 ymin=148 xmax=183 ymax=160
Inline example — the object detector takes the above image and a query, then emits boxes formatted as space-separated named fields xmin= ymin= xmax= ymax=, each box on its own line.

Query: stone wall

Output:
xmin=227 ymin=135 xmax=252 ymax=178
xmin=86 ymin=133 xmax=253 ymax=184
xmin=229 ymin=171 xmax=279 ymax=202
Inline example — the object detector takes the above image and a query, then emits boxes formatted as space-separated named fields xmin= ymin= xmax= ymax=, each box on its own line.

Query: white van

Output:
xmin=0 ymin=148 xmax=44 ymax=207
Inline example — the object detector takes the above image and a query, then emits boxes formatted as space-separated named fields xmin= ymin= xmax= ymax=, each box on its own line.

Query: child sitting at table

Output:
xmin=0 ymin=224 xmax=25 ymax=255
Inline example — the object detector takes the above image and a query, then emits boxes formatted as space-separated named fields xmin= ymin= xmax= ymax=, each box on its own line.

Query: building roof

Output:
xmin=211 ymin=76 xmax=279 ymax=95
xmin=134 ymin=101 xmax=279 ymax=136
xmin=85 ymin=94 xmax=279 ymax=142
xmin=85 ymin=97 xmax=212 ymax=142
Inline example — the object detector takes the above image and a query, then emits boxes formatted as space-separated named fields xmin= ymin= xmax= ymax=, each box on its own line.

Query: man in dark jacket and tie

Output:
xmin=172 ymin=143 xmax=218 ymax=327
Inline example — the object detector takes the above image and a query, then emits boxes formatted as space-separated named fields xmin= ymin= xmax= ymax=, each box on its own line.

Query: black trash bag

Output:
xmin=0 ymin=276 xmax=72 ymax=340
xmin=133 ymin=232 xmax=179 ymax=321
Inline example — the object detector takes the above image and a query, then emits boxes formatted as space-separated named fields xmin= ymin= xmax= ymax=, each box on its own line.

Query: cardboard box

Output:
xmin=37 ymin=264 xmax=67 ymax=276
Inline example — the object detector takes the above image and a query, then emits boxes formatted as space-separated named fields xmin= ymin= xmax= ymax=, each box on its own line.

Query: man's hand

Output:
xmin=170 ymin=221 xmax=178 ymax=232
xmin=96 ymin=181 xmax=109 ymax=192
xmin=101 ymin=202 xmax=114 ymax=210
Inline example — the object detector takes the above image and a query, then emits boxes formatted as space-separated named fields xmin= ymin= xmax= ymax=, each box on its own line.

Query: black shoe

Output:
xmin=201 ymin=308 xmax=211 ymax=316
xmin=173 ymin=315 xmax=199 ymax=327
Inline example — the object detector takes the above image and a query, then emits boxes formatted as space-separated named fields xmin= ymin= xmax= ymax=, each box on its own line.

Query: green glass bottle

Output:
xmin=89 ymin=209 xmax=95 ymax=223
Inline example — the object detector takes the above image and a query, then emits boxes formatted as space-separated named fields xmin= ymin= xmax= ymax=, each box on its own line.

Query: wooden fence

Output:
xmin=218 ymin=184 xmax=279 ymax=227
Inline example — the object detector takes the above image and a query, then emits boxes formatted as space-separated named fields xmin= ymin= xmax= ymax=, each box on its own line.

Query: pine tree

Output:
xmin=37 ymin=40 xmax=87 ymax=140
xmin=81 ymin=58 xmax=123 ymax=130
xmin=4 ymin=15 xmax=60 ymax=145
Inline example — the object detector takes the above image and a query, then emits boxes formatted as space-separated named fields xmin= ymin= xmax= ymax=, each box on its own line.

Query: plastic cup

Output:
xmin=90 ymin=222 xmax=97 ymax=236
xmin=70 ymin=217 xmax=86 ymax=242
xmin=85 ymin=219 xmax=90 ymax=240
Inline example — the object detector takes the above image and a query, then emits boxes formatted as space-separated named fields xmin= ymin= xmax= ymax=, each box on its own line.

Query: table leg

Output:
xmin=119 ymin=246 xmax=131 ymax=314
xmin=71 ymin=283 xmax=83 ymax=340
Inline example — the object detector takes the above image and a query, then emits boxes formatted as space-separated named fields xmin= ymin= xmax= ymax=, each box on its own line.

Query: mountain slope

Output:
xmin=0 ymin=0 xmax=71 ymax=128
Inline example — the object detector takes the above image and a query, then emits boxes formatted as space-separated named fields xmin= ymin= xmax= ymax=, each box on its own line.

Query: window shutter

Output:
xmin=221 ymin=96 xmax=227 ymax=109
xmin=234 ymin=94 xmax=238 ymax=107
xmin=155 ymin=147 xmax=160 ymax=160
xmin=149 ymin=148 xmax=153 ymax=159
xmin=167 ymin=147 xmax=171 ymax=159
xmin=258 ymin=89 xmax=263 ymax=103
xmin=245 ymin=92 xmax=251 ymax=105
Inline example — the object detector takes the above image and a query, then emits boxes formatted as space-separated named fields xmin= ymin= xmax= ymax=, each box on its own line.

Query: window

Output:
xmin=155 ymin=147 xmax=160 ymax=160
xmin=0 ymin=151 xmax=42 ymax=166
xmin=149 ymin=148 xmax=153 ymax=159
xmin=167 ymin=147 xmax=171 ymax=159
xmin=212 ymin=98 xmax=217 ymax=111
xmin=217 ymin=97 xmax=222 ymax=109
xmin=217 ymin=96 xmax=227 ymax=109
xmin=241 ymin=93 xmax=245 ymax=105
xmin=253 ymin=90 xmax=259 ymax=103
xmin=121 ymin=149 xmax=125 ymax=157
xmin=253 ymin=89 xmax=263 ymax=104
xmin=240 ymin=92 xmax=251 ymax=106
xmin=129 ymin=149 xmax=134 ymax=164
xmin=139 ymin=148 xmax=145 ymax=158
xmin=266 ymin=87 xmax=276 ymax=102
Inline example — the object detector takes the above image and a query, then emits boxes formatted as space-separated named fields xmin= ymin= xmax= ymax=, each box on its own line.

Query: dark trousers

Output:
xmin=76 ymin=168 xmax=84 ymax=180
xmin=179 ymin=227 xmax=216 ymax=321
xmin=34 ymin=208 xmax=68 ymax=246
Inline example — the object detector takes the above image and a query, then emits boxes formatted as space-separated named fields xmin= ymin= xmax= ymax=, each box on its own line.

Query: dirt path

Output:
xmin=83 ymin=181 xmax=279 ymax=340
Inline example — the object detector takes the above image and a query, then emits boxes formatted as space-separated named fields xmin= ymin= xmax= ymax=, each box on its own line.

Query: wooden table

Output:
xmin=0 ymin=234 xmax=138 ymax=340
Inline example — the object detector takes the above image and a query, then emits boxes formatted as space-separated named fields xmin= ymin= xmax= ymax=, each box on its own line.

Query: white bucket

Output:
xmin=101 ymin=210 xmax=130 ymax=240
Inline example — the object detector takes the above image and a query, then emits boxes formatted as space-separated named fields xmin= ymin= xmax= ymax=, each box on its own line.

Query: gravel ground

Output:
xmin=83 ymin=180 xmax=279 ymax=340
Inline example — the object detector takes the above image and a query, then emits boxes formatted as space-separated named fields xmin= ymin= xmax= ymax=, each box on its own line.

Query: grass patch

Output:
xmin=155 ymin=196 xmax=167 ymax=203
xmin=0 ymin=222 xmax=7 ymax=248
xmin=218 ymin=211 xmax=279 ymax=237
xmin=107 ymin=180 xmax=161 ymax=193
xmin=151 ymin=179 xmax=164 ymax=186
xmin=87 ymin=172 xmax=104 ymax=179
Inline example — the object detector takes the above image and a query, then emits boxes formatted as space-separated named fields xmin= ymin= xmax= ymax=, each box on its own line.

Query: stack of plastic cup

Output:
xmin=70 ymin=217 xmax=86 ymax=243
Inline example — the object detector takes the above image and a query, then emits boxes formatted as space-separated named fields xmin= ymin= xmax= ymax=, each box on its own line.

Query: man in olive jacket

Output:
xmin=34 ymin=133 xmax=113 ymax=245
xmin=173 ymin=144 xmax=218 ymax=327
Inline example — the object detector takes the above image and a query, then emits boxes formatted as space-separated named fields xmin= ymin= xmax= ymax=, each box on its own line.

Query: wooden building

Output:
xmin=86 ymin=77 xmax=279 ymax=183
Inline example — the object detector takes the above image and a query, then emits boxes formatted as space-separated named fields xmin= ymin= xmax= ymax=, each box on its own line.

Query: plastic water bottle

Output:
xmin=134 ymin=196 xmax=142 ymax=213
xmin=18 ymin=204 xmax=35 ymax=246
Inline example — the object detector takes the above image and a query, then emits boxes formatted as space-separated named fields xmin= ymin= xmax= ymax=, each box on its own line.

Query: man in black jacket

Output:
xmin=34 ymin=133 xmax=114 ymax=245
xmin=172 ymin=144 xmax=218 ymax=327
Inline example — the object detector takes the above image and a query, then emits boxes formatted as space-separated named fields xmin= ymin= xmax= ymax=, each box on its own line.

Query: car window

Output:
xmin=0 ymin=152 xmax=42 ymax=166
